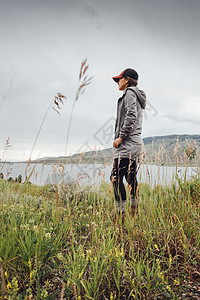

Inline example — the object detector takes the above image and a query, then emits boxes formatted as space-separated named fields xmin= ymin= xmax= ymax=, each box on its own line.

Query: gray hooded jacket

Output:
xmin=113 ymin=86 xmax=146 ymax=159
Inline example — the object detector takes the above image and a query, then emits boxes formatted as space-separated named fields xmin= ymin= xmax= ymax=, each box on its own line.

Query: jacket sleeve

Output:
xmin=119 ymin=89 xmax=137 ymax=140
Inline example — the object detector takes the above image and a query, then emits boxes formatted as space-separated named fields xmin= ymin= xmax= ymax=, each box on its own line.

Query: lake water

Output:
xmin=0 ymin=162 xmax=197 ymax=187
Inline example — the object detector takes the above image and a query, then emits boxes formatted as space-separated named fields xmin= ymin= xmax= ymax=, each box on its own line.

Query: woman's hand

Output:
xmin=113 ymin=137 xmax=123 ymax=148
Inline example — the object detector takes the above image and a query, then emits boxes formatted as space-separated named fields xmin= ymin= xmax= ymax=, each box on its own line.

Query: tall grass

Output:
xmin=0 ymin=173 xmax=199 ymax=299
xmin=29 ymin=92 xmax=67 ymax=161
xmin=64 ymin=58 xmax=93 ymax=157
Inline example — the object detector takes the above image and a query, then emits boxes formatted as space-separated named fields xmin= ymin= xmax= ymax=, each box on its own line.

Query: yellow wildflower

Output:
xmin=93 ymin=257 xmax=97 ymax=262
xmin=110 ymin=292 xmax=117 ymax=300
xmin=12 ymin=277 xmax=18 ymax=289
xmin=28 ymin=258 xmax=32 ymax=270
xmin=166 ymin=285 xmax=171 ymax=291
xmin=7 ymin=282 xmax=12 ymax=291
xmin=78 ymin=270 xmax=84 ymax=279
xmin=115 ymin=248 xmax=119 ymax=258
xmin=169 ymin=254 xmax=172 ymax=265
xmin=158 ymin=271 xmax=164 ymax=282
xmin=154 ymin=244 xmax=160 ymax=251
xmin=86 ymin=249 xmax=92 ymax=257
xmin=174 ymin=279 xmax=180 ymax=285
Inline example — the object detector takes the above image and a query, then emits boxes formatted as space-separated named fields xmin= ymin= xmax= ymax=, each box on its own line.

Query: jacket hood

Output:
xmin=126 ymin=86 xmax=147 ymax=109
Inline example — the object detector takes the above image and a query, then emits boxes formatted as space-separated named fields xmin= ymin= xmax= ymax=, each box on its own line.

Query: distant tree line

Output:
xmin=0 ymin=173 xmax=31 ymax=184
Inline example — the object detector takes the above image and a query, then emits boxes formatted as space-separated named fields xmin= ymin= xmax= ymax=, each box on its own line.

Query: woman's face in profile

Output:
xmin=118 ymin=77 xmax=128 ymax=91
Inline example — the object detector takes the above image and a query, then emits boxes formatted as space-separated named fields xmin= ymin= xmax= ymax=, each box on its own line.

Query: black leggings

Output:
xmin=110 ymin=157 xmax=138 ymax=202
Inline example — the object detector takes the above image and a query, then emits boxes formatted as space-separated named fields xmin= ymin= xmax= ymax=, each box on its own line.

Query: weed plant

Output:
xmin=0 ymin=174 xmax=199 ymax=299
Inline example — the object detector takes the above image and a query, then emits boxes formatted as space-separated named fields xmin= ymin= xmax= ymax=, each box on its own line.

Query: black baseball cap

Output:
xmin=112 ymin=68 xmax=139 ymax=82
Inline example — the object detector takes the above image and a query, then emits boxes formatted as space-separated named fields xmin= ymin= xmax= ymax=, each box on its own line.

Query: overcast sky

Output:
xmin=0 ymin=0 xmax=200 ymax=161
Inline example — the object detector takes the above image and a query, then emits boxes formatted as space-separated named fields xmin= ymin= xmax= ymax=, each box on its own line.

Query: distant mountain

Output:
xmin=32 ymin=134 xmax=200 ymax=166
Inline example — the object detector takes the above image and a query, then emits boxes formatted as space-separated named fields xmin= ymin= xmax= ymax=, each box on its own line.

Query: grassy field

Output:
xmin=0 ymin=173 xmax=199 ymax=300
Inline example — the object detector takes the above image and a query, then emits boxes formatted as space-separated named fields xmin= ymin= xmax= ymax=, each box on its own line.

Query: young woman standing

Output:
xmin=110 ymin=68 xmax=146 ymax=214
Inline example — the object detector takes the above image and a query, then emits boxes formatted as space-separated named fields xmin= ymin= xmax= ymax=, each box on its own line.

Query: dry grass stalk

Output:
xmin=1 ymin=137 xmax=12 ymax=165
xmin=165 ymin=153 xmax=169 ymax=166
xmin=174 ymin=137 xmax=179 ymax=176
xmin=194 ymin=141 xmax=199 ymax=175
xmin=154 ymin=151 xmax=158 ymax=165
xmin=184 ymin=138 xmax=197 ymax=180
xmin=65 ymin=58 xmax=93 ymax=156
xmin=73 ymin=283 xmax=77 ymax=299
xmin=58 ymin=162 xmax=65 ymax=174
xmin=146 ymin=162 xmax=151 ymax=184
xmin=29 ymin=92 xmax=66 ymax=160
xmin=160 ymin=138 xmax=165 ymax=162
xmin=60 ymin=280 xmax=65 ymax=300
xmin=140 ymin=143 xmax=145 ymax=163
xmin=135 ymin=182 xmax=142 ymax=198
xmin=103 ymin=163 xmax=111 ymax=181
xmin=75 ymin=58 xmax=93 ymax=101
xmin=127 ymin=183 xmax=131 ymax=194
xmin=55 ymin=186 xmax=59 ymax=206
xmin=151 ymin=140 xmax=154 ymax=164
xmin=5 ymin=164 xmax=13 ymax=179
xmin=79 ymin=152 xmax=84 ymax=163
xmin=42 ymin=161 xmax=45 ymax=172
xmin=52 ymin=93 xmax=66 ymax=114
xmin=157 ymin=146 xmax=162 ymax=166
xmin=108 ymin=183 xmax=113 ymax=199
xmin=180 ymin=155 xmax=184 ymax=168
xmin=25 ymin=158 xmax=36 ymax=181
xmin=0 ymin=262 xmax=6 ymax=300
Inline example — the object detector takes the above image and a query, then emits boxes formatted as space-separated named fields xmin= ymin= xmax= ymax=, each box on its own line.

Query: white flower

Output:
xmin=45 ymin=232 xmax=51 ymax=239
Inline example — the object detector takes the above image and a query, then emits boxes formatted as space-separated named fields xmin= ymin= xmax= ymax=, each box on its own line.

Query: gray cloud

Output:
xmin=71 ymin=0 xmax=102 ymax=30
xmin=0 ymin=0 xmax=200 ymax=160
xmin=162 ymin=115 xmax=200 ymax=125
